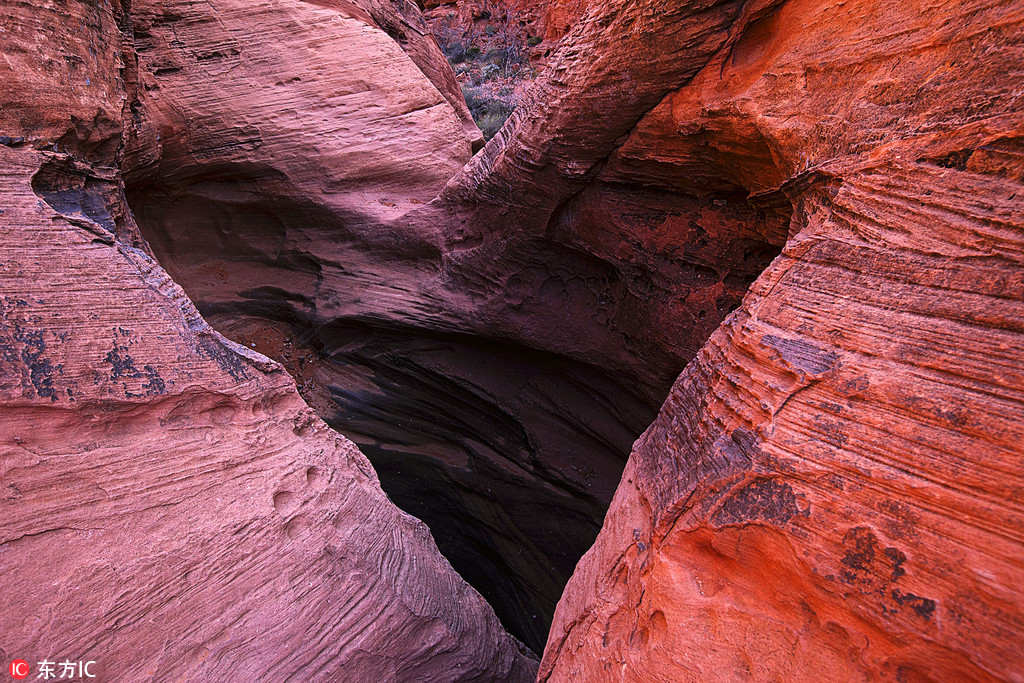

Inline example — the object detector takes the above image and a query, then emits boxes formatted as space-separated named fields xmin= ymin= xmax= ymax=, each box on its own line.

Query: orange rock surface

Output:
xmin=539 ymin=0 xmax=1024 ymax=680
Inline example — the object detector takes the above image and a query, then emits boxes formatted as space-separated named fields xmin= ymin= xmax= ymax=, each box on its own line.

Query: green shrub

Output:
xmin=461 ymin=84 xmax=514 ymax=140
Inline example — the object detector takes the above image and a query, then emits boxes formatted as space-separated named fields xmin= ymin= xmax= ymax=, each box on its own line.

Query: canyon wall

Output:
xmin=420 ymin=0 xmax=588 ymax=44
xmin=126 ymin=0 xmax=796 ymax=650
xmin=536 ymin=0 xmax=1024 ymax=680
xmin=1 ymin=0 xmax=1021 ymax=678
xmin=0 ymin=0 xmax=535 ymax=679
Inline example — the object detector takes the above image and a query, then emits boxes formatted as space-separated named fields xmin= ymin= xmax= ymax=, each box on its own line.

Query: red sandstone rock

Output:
xmin=118 ymin=0 xmax=1024 ymax=666
xmin=422 ymin=0 xmax=588 ymax=45
xmin=0 ymin=0 xmax=534 ymax=679
xmin=2 ymin=0 xmax=1021 ymax=677
xmin=540 ymin=0 xmax=1024 ymax=680
xmin=533 ymin=0 xmax=588 ymax=41
xmin=126 ymin=0 xmax=479 ymax=219
xmin=128 ymin=0 xmax=782 ymax=650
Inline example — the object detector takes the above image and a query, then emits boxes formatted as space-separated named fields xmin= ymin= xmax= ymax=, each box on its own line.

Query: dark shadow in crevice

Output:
xmin=126 ymin=171 xmax=789 ymax=653
xmin=202 ymin=308 xmax=658 ymax=653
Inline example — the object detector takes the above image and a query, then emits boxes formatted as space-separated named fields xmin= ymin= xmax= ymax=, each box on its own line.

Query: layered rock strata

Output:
xmin=124 ymin=0 xmax=792 ymax=651
xmin=2 ymin=0 xmax=1019 ymax=678
xmin=0 ymin=0 xmax=535 ymax=679
xmin=539 ymin=0 xmax=1024 ymax=679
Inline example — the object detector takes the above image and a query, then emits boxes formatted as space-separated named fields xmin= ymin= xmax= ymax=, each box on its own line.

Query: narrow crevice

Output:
xmin=125 ymin=158 xmax=789 ymax=654
xmin=195 ymin=308 xmax=661 ymax=652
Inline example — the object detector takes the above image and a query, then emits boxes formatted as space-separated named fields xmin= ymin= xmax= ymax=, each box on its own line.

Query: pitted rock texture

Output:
xmin=540 ymin=0 xmax=1024 ymax=680
xmin=0 ymin=0 xmax=535 ymax=679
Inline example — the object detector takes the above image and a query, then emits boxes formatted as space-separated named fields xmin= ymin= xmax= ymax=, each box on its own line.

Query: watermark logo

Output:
xmin=8 ymin=660 xmax=95 ymax=679
xmin=9 ymin=660 xmax=29 ymax=679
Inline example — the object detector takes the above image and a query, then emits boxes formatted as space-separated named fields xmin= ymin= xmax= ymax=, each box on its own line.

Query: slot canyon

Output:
xmin=1 ymin=0 xmax=1022 ymax=681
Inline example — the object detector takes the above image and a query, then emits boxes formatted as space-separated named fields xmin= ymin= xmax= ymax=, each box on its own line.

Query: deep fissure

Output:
xmin=120 ymin=8 xmax=794 ymax=644
xmin=4 ymin=0 xmax=1020 ymax=676
xmin=219 ymin=314 xmax=661 ymax=651
xmin=125 ymin=170 xmax=789 ymax=652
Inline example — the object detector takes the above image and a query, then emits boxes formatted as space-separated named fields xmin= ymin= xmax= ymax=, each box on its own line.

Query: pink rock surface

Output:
xmin=119 ymin=0 xmax=772 ymax=652
xmin=2 ymin=0 xmax=1021 ymax=678
xmin=0 ymin=0 xmax=534 ymax=679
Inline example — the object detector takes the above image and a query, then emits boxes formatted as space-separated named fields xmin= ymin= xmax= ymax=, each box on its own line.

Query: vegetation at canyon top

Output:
xmin=429 ymin=0 xmax=540 ymax=139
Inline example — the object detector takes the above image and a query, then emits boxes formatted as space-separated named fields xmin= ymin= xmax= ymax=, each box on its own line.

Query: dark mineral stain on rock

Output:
xmin=104 ymin=339 xmax=166 ymax=397
xmin=0 ymin=310 xmax=61 ymax=402
xmin=841 ymin=526 xmax=879 ymax=579
xmin=106 ymin=342 xmax=141 ymax=381
xmin=713 ymin=478 xmax=801 ymax=526
xmin=762 ymin=334 xmax=839 ymax=376
xmin=884 ymin=546 xmax=907 ymax=581
xmin=31 ymin=157 xmax=119 ymax=234
xmin=892 ymin=589 xmax=937 ymax=620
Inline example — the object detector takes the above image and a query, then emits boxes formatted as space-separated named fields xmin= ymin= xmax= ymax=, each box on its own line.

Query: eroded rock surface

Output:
xmin=3 ymin=0 xmax=1020 ymax=677
xmin=540 ymin=0 xmax=1024 ymax=680
xmin=0 ymin=0 xmax=535 ymax=679
xmin=126 ymin=0 xmax=793 ymax=652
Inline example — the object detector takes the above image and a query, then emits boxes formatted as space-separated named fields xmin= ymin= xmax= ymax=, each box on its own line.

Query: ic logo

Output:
xmin=9 ymin=660 xmax=29 ymax=679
